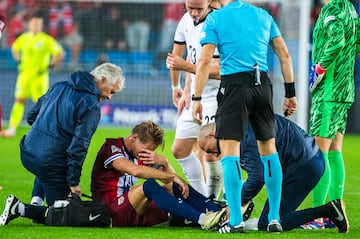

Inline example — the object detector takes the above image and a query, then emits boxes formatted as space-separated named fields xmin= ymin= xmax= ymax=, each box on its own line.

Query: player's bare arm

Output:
xmin=111 ymin=157 xmax=176 ymax=184
xmin=169 ymin=44 xmax=186 ymax=107
xmin=166 ymin=53 xmax=190 ymax=72
xmin=51 ymin=50 xmax=65 ymax=66
xmin=138 ymin=149 xmax=169 ymax=167
xmin=173 ymin=175 xmax=190 ymax=199
xmin=11 ymin=49 xmax=21 ymax=63
xmin=177 ymin=72 xmax=191 ymax=116
xmin=192 ymin=43 xmax=216 ymax=124
xmin=208 ymin=57 xmax=220 ymax=80
xmin=167 ymin=53 xmax=220 ymax=80
xmin=270 ymin=36 xmax=298 ymax=117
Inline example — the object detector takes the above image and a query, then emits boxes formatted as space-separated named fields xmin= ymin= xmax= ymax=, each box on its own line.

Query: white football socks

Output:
xmin=177 ymin=152 xmax=206 ymax=195
xmin=205 ymin=160 xmax=223 ymax=199
xmin=31 ymin=196 xmax=44 ymax=206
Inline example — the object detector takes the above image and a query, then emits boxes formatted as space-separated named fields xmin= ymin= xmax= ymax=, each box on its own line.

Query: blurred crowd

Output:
xmin=0 ymin=1 xmax=185 ymax=49
xmin=0 ymin=0 xmax=358 ymax=71
xmin=0 ymin=1 xmax=185 ymax=70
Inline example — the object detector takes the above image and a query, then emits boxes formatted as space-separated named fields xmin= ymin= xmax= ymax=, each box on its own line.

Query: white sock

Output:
xmin=205 ymin=160 xmax=223 ymax=199
xmin=178 ymin=152 xmax=206 ymax=195
xmin=31 ymin=196 xmax=44 ymax=206
xmin=18 ymin=203 xmax=25 ymax=216
xmin=198 ymin=213 xmax=205 ymax=225
xmin=245 ymin=218 xmax=259 ymax=231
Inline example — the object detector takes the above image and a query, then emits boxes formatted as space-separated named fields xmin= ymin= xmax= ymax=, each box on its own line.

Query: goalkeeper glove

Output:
xmin=309 ymin=63 xmax=326 ymax=92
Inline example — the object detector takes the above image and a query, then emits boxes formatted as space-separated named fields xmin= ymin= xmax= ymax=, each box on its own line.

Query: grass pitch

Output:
xmin=0 ymin=126 xmax=359 ymax=239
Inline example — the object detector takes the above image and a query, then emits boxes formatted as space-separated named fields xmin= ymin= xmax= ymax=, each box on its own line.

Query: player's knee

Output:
xmin=143 ymin=179 xmax=161 ymax=199
xmin=171 ymin=145 xmax=192 ymax=159
xmin=329 ymin=137 xmax=343 ymax=151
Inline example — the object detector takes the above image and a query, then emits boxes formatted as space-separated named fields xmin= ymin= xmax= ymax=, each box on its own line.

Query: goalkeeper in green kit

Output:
xmin=307 ymin=0 xmax=359 ymax=229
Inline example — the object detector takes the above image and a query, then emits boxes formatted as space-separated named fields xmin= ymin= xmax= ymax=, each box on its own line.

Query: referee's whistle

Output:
xmin=253 ymin=64 xmax=261 ymax=86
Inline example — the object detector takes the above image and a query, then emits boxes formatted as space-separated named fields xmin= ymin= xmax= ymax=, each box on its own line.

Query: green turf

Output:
xmin=0 ymin=126 xmax=359 ymax=238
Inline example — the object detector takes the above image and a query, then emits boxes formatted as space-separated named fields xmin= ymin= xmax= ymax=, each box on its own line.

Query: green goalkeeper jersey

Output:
xmin=311 ymin=0 xmax=359 ymax=103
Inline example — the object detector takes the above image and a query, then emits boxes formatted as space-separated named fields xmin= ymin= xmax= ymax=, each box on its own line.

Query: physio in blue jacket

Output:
xmin=22 ymin=62 xmax=125 ymax=206
xmin=197 ymin=114 xmax=349 ymax=233
xmin=0 ymin=62 xmax=126 ymax=227
xmin=0 ymin=63 xmax=125 ymax=225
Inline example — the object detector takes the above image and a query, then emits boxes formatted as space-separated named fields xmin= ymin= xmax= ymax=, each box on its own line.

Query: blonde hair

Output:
xmin=132 ymin=121 xmax=165 ymax=150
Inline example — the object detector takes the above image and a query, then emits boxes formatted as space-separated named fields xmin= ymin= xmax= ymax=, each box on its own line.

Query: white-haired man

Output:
xmin=0 ymin=62 xmax=125 ymax=225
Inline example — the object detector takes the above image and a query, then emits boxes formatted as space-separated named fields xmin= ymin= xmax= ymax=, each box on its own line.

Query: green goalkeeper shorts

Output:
xmin=309 ymin=101 xmax=352 ymax=139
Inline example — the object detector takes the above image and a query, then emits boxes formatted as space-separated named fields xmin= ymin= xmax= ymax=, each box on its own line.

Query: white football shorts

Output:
xmin=175 ymin=100 xmax=218 ymax=139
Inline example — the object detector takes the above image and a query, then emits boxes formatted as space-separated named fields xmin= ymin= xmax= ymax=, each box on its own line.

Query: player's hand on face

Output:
xmin=192 ymin=101 xmax=202 ymax=125
xmin=138 ymin=149 xmax=168 ymax=166
xmin=138 ymin=149 xmax=156 ymax=165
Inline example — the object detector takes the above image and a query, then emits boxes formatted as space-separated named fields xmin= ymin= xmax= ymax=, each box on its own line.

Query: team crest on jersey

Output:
xmin=111 ymin=145 xmax=122 ymax=153
xmin=36 ymin=42 xmax=43 ymax=49
xmin=118 ymin=195 xmax=125 ymax=205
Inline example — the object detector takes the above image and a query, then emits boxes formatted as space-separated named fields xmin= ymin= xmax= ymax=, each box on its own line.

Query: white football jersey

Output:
xmin=174 ymin=12 xmax=220 ymax=102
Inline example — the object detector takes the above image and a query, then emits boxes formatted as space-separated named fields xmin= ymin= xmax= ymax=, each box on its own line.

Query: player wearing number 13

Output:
xmin=166 ymin=0 xmax=223 ymax=200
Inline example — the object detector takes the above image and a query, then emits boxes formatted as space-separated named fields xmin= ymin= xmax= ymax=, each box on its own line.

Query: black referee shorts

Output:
xmin=215 ymin=72 xmax=276 ymax=141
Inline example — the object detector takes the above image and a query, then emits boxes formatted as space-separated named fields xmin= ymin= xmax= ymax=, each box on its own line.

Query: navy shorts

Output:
xmin=216 ymin=72 xmax=275 ymax=141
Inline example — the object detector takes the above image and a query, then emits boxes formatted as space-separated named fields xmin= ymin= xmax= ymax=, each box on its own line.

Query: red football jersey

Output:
xmin=91 ymin=137 xmax=141 ymax=205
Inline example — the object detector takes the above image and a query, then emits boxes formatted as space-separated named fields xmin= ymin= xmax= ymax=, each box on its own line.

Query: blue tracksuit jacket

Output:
xmin=240 ymin=114 xmax=325 ymax=230
xmin=20 ymin=71 xmax=101 ymax=188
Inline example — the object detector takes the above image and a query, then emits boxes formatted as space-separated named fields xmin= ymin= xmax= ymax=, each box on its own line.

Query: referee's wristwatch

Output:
xmin=191 ymin=95 xmax=202 ymax=101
